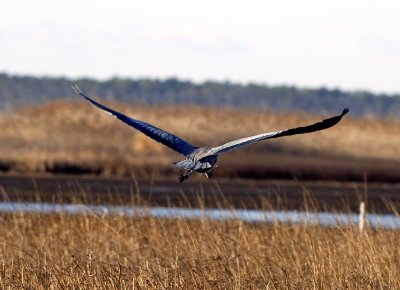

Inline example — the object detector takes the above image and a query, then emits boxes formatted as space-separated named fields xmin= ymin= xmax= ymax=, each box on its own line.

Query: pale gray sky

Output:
xmin=1 ymin=0 xmax=400 ymax=93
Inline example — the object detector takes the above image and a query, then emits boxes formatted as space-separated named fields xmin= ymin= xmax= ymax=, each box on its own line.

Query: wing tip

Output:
xmin=72 ymin=84 xmax=95 ymax=104
xmin=72 ymin=84 xmax=83 ymax=96
xmin=72 ymin=84 xmax=90 ymax=101
xmin=341 ymin=107 xmax=350 ymax=117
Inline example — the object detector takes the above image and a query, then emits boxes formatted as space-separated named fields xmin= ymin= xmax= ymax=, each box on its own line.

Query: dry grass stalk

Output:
xmin=359 ymin=201 xmax=366 ymax=233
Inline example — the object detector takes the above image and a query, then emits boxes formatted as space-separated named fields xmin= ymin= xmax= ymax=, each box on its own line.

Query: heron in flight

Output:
xmin=73 ymin=86 xmax=349 ymax=182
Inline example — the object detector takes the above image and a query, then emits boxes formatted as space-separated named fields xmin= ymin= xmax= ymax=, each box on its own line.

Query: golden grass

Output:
xmin=0 ymin=100 xmax=399 ymax=178
xmin=1 ymin=205 xmax=400 ymax=289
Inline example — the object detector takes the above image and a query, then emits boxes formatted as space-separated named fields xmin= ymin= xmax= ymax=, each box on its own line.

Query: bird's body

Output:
xmin=174 ymin=147 xmax=218 ymax=181
xmin=73 ymin=86 xmax=349 ymax=182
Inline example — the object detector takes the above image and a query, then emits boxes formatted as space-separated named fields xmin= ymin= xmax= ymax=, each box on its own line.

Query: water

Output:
xmin=0 ymin=201 xmax=400 ymax=229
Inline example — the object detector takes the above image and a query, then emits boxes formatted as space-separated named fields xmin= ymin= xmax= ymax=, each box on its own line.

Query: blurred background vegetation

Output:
xmin=1 ymin=72 xmax=400 ymax=118
xmin=0 ymin=73 xmax=399 ymax=181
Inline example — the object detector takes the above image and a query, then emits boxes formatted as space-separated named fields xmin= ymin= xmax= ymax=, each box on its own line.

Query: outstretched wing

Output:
xmin=73 ymin=86 xmax=198 ymax=156
xmin=209 ymin=108 xmax=349 ymax=155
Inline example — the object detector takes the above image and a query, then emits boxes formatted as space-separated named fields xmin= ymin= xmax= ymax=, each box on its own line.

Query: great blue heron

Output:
xmin=73 ymin=86 xmax=349 ymax=182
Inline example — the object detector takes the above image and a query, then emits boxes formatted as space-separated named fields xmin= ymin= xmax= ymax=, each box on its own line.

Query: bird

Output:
xmin=73 ymin=85 xmax=349 ymax=182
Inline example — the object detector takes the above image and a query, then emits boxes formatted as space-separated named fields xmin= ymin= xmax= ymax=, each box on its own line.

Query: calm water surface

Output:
xmin=1 ymin=201 xmax=400 ymax=229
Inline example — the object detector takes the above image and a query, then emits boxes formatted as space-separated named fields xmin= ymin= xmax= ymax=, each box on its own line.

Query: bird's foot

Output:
xmin=178 ymin=174 xmax=189 ymax=183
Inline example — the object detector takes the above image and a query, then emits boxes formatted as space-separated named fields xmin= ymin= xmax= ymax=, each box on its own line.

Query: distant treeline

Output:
xmin=1 ymin=73 xmax=400 ymax=118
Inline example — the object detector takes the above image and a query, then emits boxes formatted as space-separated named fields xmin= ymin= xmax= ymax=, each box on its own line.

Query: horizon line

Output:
xmin=1 ymin=70 xmax=399 ymax=97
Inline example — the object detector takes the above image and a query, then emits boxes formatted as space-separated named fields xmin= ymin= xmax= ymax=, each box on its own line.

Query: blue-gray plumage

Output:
xmin=73 ymin=85 xmax=349 ymax=182
xmin=73 ymin=86 xmax=198 ymax=157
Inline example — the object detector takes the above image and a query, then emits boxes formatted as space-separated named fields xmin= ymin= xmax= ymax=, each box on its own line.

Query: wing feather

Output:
xmin=209 ymin=108 xmax=349 ymax=155
xmin=73 ymin=86 xmax=198 ymax=156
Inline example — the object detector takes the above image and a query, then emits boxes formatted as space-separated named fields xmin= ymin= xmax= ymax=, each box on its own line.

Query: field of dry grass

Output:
xmin=0 ymin=100 xmax=399 ymax=180
xmin=1 ymin=203 xmax=400 ymax=289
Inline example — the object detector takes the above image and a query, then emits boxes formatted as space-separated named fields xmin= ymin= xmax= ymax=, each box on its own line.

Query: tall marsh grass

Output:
xmin=1 ymin=203 xmax=400 ymax=288
xmin=0 ymin=186 xmax=400 ymax=289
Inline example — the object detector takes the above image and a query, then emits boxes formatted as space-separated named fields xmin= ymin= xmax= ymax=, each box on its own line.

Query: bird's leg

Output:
xmin=178 ymin=170 xmax=193 ymax=183
xmin=205 ymin=168 xmax=214 ymax=179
